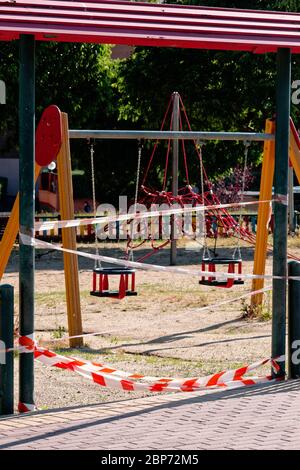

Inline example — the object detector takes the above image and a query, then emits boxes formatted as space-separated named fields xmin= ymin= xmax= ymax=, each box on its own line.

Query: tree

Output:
xmin=0 ymin=42 xmax=116 ymax=153
xmin=0 ymin=42 xmax=131 ymax=203
xmin=115 ymin=0 xmax=300 ymax=189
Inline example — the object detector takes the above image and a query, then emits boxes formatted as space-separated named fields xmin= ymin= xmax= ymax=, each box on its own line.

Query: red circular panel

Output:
xmin=35 ymin=105 xmax=62 ymax=167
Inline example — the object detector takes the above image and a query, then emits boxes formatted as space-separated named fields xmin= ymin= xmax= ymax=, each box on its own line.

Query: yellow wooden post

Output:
xmin=251 ymin=119 xmax=276 ymax=306
xmin=289 ymin=121 xmax=300 ymax=183
xmin=0 ymin=164 xmax=41 ymax=281
xmin=57 ymin=113 xmax=83 ymax=348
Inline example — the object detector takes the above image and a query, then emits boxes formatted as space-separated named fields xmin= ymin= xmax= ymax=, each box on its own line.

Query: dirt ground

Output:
xmin=3 ymin=237 xmax=296 ymax=410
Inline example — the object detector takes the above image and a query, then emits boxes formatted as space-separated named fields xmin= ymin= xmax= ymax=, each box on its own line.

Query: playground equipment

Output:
xmin=2 ymin=0 xmax=300 ymax=413
xmin=199 ymin=258 xmax=244 ymax=289
xmin=88 ymin=142 xmax=138 ymax=299
xmin=91 ymin=267 xmax=137 ymax=299
xmin=0 ymin=106 xmax=83 ymax=349
xmin=123 ymin=93 xmax=256 ymax=270
xmin=198 ymin=139 xmax=251 ymax=288
xmin=0 ymin=105 xmax=62 ymax=281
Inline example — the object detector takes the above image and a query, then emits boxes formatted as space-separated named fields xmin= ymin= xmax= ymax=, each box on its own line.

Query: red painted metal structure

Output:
xmin=1 ymin=0 xmax=300 ymax=53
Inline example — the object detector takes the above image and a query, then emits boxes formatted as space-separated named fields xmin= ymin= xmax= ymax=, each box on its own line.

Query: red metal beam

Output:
xmin=1 ymin=0 xmax=300 ymax=53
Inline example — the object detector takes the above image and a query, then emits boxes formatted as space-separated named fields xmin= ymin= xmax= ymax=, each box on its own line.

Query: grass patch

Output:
xmin=241 ymin=292 xmax=272 ymax=322
xmin=35 ymin=291 xmax=66 ymax=308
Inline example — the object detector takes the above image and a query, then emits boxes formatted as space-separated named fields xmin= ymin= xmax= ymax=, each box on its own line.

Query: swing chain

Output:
xmin=197 ymin=140 xmax=211 ymax=260
xmin=232 ymin=140 xmax=250 ymax=260
xmin=128 ymin=139 xmax=143 ymax=261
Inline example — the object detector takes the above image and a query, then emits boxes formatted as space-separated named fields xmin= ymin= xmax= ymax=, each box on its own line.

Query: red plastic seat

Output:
xmin=199 ymin=258 xmax=244 ymax=288
xmin=91 ymin=267 xmax=137 ymax=300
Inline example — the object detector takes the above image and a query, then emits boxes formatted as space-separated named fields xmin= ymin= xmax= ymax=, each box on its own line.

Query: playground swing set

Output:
xmin=88 ymin=142 xmax=138 ymax=299
xmin=88 ymin=91 xmax=251 ymax=294
xmin=2 ymin=104 xmax=300 ymax=332
xmin=2 ymin=1 xmax=300 ymax=414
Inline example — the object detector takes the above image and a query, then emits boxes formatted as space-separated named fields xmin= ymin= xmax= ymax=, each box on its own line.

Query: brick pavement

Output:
xmin=0 ymin=379 xmax=300 ymax=450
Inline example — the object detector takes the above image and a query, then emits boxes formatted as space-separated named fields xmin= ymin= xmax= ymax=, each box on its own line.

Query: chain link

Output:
xmin=90 ymin=142 xmax=101 ymax=268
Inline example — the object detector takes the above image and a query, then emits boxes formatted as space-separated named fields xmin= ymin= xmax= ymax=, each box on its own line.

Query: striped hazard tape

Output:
xmin=19 ymin=336 xmax=284 ymax=394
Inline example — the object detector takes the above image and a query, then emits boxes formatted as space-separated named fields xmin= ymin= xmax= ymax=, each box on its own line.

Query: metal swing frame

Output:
xmin=198 ymin=141 xmax=250 ymax=288
xmin=89 ymin=141 xmax=142 ymax=299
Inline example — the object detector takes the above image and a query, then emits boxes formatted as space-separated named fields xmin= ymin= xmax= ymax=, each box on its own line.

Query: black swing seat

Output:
xmin=91 ymin=267 xmax=137 ymax=299
xmin=93 ymin=267 xmax=136 ymax=275
xmin=199 ymin=257 xmax=244 ymax=288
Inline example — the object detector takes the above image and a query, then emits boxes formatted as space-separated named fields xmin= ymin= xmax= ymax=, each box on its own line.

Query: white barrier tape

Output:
xmin=34 ymin=199 xmax=274 ymax=232
xmin=20 ymin=233 xmax=300 ymax=282
xmin=274 ymin=194 xmax=288 ymax=206
xmin=33 ymin=346 xmax=284 ymax=393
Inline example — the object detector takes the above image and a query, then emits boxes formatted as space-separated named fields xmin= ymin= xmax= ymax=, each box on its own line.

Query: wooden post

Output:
xmin=0 ymin=165 xmax=40 ymax=281
xmin=252 ymin=118 xmax=300 ymax=307
xmin=289 ymin=119 xmax=300 ymax=183
xmin=57 ymin=114 xmax=83 ymax=348
xmin=251 ymin=119 xmax=275 ymax=306
xmin=288 ymin=165 xmax=295 ymax=233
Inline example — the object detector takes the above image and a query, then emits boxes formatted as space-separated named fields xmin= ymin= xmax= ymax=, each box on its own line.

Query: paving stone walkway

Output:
xmin=0 ymin=380 xmax=300 ymax=450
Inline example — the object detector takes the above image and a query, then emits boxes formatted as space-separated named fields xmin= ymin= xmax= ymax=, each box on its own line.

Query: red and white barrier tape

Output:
xmin=17 ymin=335 xmax=283 ymax=393
xmin=20 ymin=233 xmax=300 ymax=282
xmin=18 ymin=402 xmax=36 ymax=413
xmin=34 ymin=199 xmax=275 ymax=232
xmin=17 ymin=336 xmax=37 ymax=413
xmin=18 ymin=333 xmax=36 ymax=353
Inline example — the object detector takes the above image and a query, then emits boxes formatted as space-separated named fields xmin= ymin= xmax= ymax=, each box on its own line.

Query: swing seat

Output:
xmin=91 ymin=267 xmax=137 ymax=300
xmin=199 ymin=257 xmax=244 ymax=288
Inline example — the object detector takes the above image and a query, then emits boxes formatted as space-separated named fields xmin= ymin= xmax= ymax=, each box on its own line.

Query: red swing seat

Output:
xmin=91 ymin=267 xmax=137 ymax=300
xmin=199 ymin=257 xmax=244 ymax=288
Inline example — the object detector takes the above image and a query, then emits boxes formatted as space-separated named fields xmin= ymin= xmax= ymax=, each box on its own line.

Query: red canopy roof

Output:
xmin=1 ymin=0 xmax=300 ymax=53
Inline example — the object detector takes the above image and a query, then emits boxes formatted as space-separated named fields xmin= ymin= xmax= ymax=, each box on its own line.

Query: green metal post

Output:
xmin=272 ymin=48 xmax=291 ymax=378
xmin=288 ymin=261 xmax=300 ymax=379
xmin=170 ymin=92 xmax=179 ymax=266
xmin=0 ymin=285 xmax=14 ymax=415
xmin=19 ymin=35 xmax=35 ymax=411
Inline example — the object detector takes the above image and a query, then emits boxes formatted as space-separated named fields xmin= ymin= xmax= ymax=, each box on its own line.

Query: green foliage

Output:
xmin=114 ymin=0 xmax=300 ymax=187
xmin=241 ymin=301 xmax=272 ymax=322
xmin=241 ymin=292 xmax=272 ymax=322
xmin=51 ymin=325 xmax=66 ymax=340
xmin=0 ymin=42 xmax=117 ymax=145
xmin=1 ymin=0 xmax=300 ymax=201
